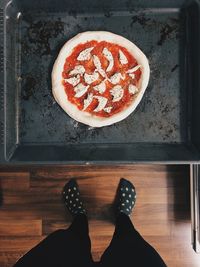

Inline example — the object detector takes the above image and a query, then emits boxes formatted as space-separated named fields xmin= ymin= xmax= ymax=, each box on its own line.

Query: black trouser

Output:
xmin=14 ymin=214 xmax=167 ymax=267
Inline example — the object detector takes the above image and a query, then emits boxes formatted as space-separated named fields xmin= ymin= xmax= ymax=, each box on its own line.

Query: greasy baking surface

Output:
xmin=18 ymin=9 xmax=186 ymax=144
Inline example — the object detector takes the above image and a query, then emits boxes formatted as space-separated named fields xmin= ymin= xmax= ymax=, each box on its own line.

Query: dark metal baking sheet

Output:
xmin=0 ymin=0 xmax=200 ymax=164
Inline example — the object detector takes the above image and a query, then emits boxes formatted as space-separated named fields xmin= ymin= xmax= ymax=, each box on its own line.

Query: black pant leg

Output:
xmin=100 ymin=213 xmax=167 ymax=267
xmin=14 ymin=214 xmax=93 ymax=267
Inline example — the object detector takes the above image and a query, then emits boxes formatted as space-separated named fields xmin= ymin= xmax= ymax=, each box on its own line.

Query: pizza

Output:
xmin=52 ymin=31 xmax=150 ymax=127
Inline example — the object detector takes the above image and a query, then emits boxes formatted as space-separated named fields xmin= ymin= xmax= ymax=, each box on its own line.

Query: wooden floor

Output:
xmin=0 ymin=165 xmax=200 ymax=267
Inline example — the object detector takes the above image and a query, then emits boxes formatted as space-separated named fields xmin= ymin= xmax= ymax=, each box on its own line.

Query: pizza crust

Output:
xmin=52 ymin=31 xmax=150 ymax=127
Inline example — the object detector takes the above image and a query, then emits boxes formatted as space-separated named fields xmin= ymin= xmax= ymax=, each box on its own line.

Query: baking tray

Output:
xmin=0 ymin=0 xmax=200 ymax=164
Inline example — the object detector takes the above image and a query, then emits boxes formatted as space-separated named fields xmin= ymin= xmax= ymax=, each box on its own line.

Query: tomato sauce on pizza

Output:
xmin=62 ymin=40 xmax=141 ymax=118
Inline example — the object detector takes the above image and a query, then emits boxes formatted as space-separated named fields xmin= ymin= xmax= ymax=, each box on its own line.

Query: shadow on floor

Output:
xmin=167 ymin=165 xmax=190 ymax=221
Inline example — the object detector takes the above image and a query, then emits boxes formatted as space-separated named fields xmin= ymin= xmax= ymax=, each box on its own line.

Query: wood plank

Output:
xmin=0 ymin=252 xmax=25 ymax=267
xmin=0 ymin=205 xmax=68 ymax=221
xmin=30 ymin=174 xmax=189 ymax=192
xmin=0 ymin=220 xmax=42 ymax=236
xmin=30 ymin=170 xmax=189 ymax=184
xmin=2 ymin=188 xmax=189 ymax=206
xmin=0 ymin=237 xmax=44 ymax=252
xmin=0 ymin=172 xmax=30 ymax=191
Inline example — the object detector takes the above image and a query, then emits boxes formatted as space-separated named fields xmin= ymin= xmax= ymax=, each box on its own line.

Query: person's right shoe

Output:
xmin=62 ymin=179 xmax=86 ymax=217
xmin=114 ymin=178 xmax=136 ymax=217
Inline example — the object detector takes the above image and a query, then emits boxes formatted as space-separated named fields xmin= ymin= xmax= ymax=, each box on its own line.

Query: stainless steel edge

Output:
xmin=0 ymin=1 xmax=4 ymax=156
xmin=190 ymin=164 xmax=200 ymax=253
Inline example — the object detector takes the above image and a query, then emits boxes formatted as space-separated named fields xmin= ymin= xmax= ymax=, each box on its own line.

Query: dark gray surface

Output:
xmin=1 ymin=0 xmax=200 ymax=163
xmin=19 ymin=10 xmax=185 ymax=144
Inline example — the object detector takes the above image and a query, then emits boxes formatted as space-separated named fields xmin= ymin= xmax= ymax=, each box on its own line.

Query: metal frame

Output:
xmin=190 ymin=164 xmax=200 ymax=253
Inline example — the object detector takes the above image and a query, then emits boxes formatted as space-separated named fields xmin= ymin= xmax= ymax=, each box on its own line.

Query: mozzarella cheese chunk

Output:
xmin=126 ymin=65 xmax=141 ymax=74
xmin=93 ymin=96 xmax=108 ymax=112
xmin=77 ymin=47 xmax=94 ymax=61
xmin=103 ymin=47 xmax=114 ymax=72
xmin=119 ymin=50 xmax=128 ymax=65
xmin=84 ymin=72 xmax=99 ymax=84
xmin=129 ymin=73 xmax=135 ymax=79
xmin=104 ymin=106 xmax=112 ymax=113
xmin=83 ymin=93 xmax=93 ymax=111
xmin=110 ymin=85 xmax=124 ymax=102
xmin=69 ymin=65 xmax=85 ymax=76
xmin=93 ymin=81 xmax=106 ymax=94
xmin=93 ymin=55 xmax=106 ymax=77
xmin=64 ymin=75 xmax=80 ymax=86
xmin=128 ymin=84 xmax=139 ymax=94
xmin=109 ymin=73 xmax=124 ymax=84
xmin=74 ymin=83 xmax=89 ymax=98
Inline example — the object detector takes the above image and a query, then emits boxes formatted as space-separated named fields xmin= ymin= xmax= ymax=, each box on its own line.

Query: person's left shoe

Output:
xmin=114 ymin=178 xmax=136 ymax=217
xmin=62 ymin=179 xmax=86 ymax=217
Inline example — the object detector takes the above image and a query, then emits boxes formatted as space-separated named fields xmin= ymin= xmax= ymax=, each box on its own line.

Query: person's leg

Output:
xmin=14 ymin=179 xmax=93 ymax=267
xmin=101 ymin=213 xmax=167 ymax=267
xmin=100 ymin=178 xmax=167 ymax=267
xmin=14 ymin=214 xmax=93 ymax=267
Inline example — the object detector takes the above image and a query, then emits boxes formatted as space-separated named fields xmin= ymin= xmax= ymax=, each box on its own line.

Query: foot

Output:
xmin=115 ymin=178 xmax=136 ymax=216
xmin=62 ymin=179 xmax=86 ymax=217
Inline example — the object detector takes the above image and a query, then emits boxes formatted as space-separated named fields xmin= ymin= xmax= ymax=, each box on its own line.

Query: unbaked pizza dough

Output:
xmin=52 ymin=31 xmax=150 ymax=127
